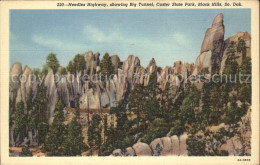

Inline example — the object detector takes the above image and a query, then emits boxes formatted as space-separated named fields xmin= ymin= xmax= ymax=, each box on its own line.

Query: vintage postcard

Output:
xmin=0 ymin=0 xmax=259 ymax=165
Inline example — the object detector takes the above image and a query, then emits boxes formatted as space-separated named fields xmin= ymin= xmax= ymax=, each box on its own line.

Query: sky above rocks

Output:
xmin=10 ymin=9 xmax=250 ymax=69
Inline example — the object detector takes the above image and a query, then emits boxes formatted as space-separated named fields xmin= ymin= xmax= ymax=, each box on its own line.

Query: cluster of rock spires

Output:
xmin=9 ymin=13 xmax=251 ymax=121
xmin=10 ymin=50 xmax=194 ymax=121
xmin=9 ymin=13 xmax=251 ymax=155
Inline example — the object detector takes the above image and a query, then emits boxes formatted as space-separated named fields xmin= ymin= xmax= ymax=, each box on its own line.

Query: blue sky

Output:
xmin=10 ymin=9 xmax=251 ymax=69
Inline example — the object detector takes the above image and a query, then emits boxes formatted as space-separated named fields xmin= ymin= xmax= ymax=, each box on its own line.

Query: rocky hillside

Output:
xmin=9 ymin=13 xmax=251 ymax=156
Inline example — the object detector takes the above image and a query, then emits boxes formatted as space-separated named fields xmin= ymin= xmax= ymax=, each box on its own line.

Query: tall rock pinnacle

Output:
xmin=195 ymin=13 xmax=225 ymax=74
xmin=200 ymin=13 xmax=225 ymax=53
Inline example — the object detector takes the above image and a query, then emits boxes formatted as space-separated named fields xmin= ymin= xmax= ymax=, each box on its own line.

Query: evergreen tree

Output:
xmin=186 ymin=134 xmax=206 ymax=156
xmin=66 ymin=54 xmax=85 ymax=75
xmin=26 ymin=89 xmax=33 ymax=114
xmin=44 ymin=100 xmax=67 ymax=156
xmin=87 ymin=114 xmax=102 ymax=150
xmin=46 ymin=53 xmax=60 ymax=73
xmin=237 ymin=39 xmax=247 ymax=59
xmin=64 ymin=117 xmax=86 ymax=156
xmin=103 ymin=114 xmax=108 ymax=144
xmin=14 ymin=101 xmax=26 ymax=140
xmin=110 ymin=100 xmax=127 ymax=129
xmin=146 ymin=71 xmax=161 ymax=98
xmin=180 ymin=85 xmax=200 ymax=125
xmin=100 ymin=53 xmax=114 ymax=81
xmin=128 ymin=83 xmax=146 ymax=124
xmin=58 ymin=66 xmax=67 ymax=75
xmin=34 ymin=83 xmax=48 ymax=122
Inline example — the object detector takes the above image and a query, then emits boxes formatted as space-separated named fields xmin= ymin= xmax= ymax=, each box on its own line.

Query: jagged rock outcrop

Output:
xmin=20 ymin=66 xmax=33 ymax=106
xmin=44 ymin=69 xmax=58 ymax=121
xmin=57 ymin=76 xmax=70 ymax=106
xmin=195 ymin=13 xmax=225 ymax=74
xmin=9 ymin=52 xmax=192 ymax=114
xmin=111 ymin=55 xmax=120 ymax=74
xmin=84 ymin=51 xmax=100 ymax=76
xmin=9 ymin=62 xmax=23 ymax=109
xmin=220 ymin=31 xmax=251 ymax=73
xmin=220 ymin=109 xmax=251 ymax=155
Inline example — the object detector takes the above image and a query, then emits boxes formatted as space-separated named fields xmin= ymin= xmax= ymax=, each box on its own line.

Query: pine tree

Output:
xmin=87 ymin=114 xmax=102 ymax=150
xmin=100 ymin=53 xmax=114 ymax=81
xmin=26 ymin=89 xmax=33 ymax=114
xmin=66 ymin=54 xmax=85 ymax=75
xmin=34 ymin=83 xmax=48 ymax=122
xmin=46 ymin=53 xmax=60 ymax=73
xmin=237 ymin=39 xmax=247 ymax=59
xmin=63 ymin=117 xmax=86 ymax=156
xmin=128 ymin=83 xmax=146 ymax=123
xmin=146 ymin=71 xmax=161 ymax=98
xmin=14 ymin=101 xmax=26 ymax=141
xmin=110 ymin=100 xmax=127 ymax=129
xmin=44 ymin=100 xmax=67 ymax=156
xmin=103 ymin=114 xmax=108 ymax=144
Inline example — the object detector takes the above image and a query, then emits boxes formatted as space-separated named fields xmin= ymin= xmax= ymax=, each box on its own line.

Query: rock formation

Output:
xmin=111 ymin=133 xmax=188 ymax=156
xmin=195 ymin=13 xmax=225 ymax=74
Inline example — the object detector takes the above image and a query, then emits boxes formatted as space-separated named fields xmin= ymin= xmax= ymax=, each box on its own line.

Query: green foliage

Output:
xmin=129 ymin=83 xmax=146 ymax=122
xmin=100 ymin=53 xmax=114 ymax=81
xmin=237 ymin=39 xmax=246 ymax=59
xmin=26 ymin=89 xmax=33 ymax=113
xmin=46 ymin=53 xmax=60 ymax=73
xmin=44 ymin=100 xmax=67 ymax=156
xmin=110 ymin=100 xmax=127 ymax=129
xmin=224 ymin=100 xmax=248 ymax=125
xmin=37 ymin=122 xmax=49 ymax=145
xmin=14 ymin=101 xmax=26 ymax=137
xmin=64 ymin=117 xmax=87 ymax=156
xmin=141 ymin=127 xmax=169 ymax=144
xmin=87 ymin=114 xmax=102 ymax=149
xmin=180 ymin=85 xmax=200 ymax=125
xmin=169 ymin=120 xmax=185 ymax=136
xmin=34 ymin=83 xmax=48 ymax=122
xmin=58 ymin=66 xmax=67 ymax=75
xmin=66 ymin=54 xmax=85 ymax=75
xmin=20 ymin=147 xmax=32 ymax=156
xmin=187 ymin=134 xmax=206 ymax=156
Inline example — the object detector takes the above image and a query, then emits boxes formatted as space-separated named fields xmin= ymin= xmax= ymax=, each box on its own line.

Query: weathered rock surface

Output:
xmin=195 ymin=13 xmax=225 ymax=74
xmin=20 ymin=66 xmax=33 ymax=106
xmin=201 ymin=13 xmax=224 ymax=53
xmin=171 ymin=135 xmax=180 ymax=155
xmin=179 ymin=133 xmax=188 ymax=156
xmin=112 ymin=149 xmax=123 ymax=156
xmin=44 ymin=69 xmax=58 ymax=122
xmin=161 ymin=137 xmax=173 ymax=155
xmin=150 ymin=138 xmax=163 ymax=156
xmin=114 ymin=133 xmax=188 ymax=156
xmin=84 ymin=51 xmax=100 ymax=76
xmin=220 ymin=31 xmax=251 ymax=73
xmin=9 ymin=62 xmax=23 ymax=110
xmin=133 ymin=142 xmax=153 ymax=156
xmin=125 ymin=147 xmax=136 ymax=156
xmin=111 ymin=55 xmax=120 ymax=74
